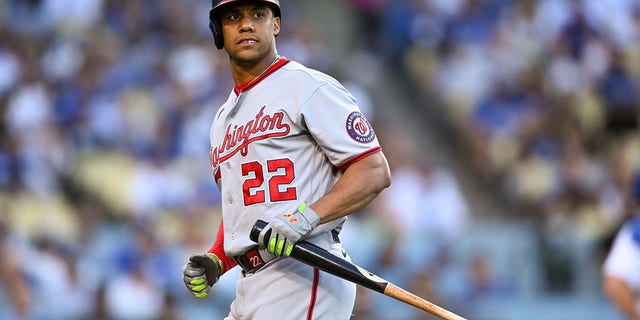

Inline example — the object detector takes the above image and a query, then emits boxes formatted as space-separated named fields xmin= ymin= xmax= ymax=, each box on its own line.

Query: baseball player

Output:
xmin=603 ymin=171 xmax=640 ymax=320
xmin=182 ymin=0 xmax=391 ymax=319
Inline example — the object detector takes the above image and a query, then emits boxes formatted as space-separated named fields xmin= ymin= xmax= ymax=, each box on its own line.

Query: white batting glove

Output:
xmin=182 ymin=253 xmax=222 ymax=298
xmin=258 ymin=202 xmax=321 ymax=257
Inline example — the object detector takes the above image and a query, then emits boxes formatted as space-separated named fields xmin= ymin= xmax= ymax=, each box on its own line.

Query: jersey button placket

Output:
xmin=223 ymin=161 xmax=233 ymax=204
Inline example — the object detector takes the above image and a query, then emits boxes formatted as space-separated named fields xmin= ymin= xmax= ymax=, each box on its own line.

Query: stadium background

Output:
xmin=1 ymin=0 xmax=639 ymax=319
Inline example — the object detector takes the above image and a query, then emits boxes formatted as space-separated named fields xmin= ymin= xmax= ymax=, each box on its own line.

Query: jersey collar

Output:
xmin=234 ymin=57 xmax=290 ymax=96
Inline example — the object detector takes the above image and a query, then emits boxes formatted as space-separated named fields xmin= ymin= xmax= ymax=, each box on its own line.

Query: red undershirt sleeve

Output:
xmin=207 ymin=221 xmax=238 ymax=274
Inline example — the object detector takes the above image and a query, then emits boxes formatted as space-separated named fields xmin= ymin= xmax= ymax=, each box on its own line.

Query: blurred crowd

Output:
xmin=348 ymin=0 xmax=640 ymax=318
xmin=0 ymin=0 xmax=638 ymax=320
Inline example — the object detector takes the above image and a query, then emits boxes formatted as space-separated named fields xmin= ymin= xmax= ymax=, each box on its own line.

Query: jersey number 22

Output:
xmin=242 ymin=158 xmax=297 ymax=206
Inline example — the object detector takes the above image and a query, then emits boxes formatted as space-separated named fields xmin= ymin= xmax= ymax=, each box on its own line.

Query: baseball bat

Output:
xmin=250 ymin=220 xmax=467 ymax=320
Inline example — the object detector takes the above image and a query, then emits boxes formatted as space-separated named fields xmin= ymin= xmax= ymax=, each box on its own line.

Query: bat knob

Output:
xmin=250 ymin=220 xmax=269 ymax=245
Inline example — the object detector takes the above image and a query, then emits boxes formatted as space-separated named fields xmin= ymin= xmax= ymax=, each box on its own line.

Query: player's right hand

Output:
xmin=258 ymin=202 xmax=320 ymax=257
xmin=182 ymin=253 xmax=222 ymax=298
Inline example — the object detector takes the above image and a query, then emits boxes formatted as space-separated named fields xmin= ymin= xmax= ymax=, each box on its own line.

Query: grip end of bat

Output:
xmin=250 ymin=220 xmax=268 ymax=243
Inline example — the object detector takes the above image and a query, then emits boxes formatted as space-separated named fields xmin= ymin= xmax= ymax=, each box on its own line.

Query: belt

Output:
xmin=234 ymin=230 xmax=341 ymax=274
xmin=234 ymin=247 xmax=267 ymax=274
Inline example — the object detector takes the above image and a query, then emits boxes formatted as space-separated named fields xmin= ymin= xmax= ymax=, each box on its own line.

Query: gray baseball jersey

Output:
xmin=208 ymin=57 xmax=379 ymax=319
xmin=209 ymin=57 xmax=381 ymax=257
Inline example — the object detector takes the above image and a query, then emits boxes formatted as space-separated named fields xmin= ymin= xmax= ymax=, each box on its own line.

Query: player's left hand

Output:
xmin=258 ymin=202 xmax=320 ymax=257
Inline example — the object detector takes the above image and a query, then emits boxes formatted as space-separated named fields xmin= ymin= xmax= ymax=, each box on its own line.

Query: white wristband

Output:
xmin=297 ymin=202 xmax=320 ymax=228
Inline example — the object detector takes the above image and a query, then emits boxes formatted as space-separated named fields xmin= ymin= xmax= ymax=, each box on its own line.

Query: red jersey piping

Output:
xmin=234 ymin=57 xmax=290 ymax=96
xmin=336 ymin=146 xmax=382 ymax=171
xmin=306 ymin=268 xmax=320 ymax=320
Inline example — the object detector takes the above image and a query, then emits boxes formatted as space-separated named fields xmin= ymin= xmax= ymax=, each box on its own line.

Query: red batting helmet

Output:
xmin=209 ymin=0 xmax=281 ymax=50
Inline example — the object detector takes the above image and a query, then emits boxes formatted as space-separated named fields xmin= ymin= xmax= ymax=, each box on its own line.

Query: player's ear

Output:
xmin=273 ymin=16 xmax=280 ymax=37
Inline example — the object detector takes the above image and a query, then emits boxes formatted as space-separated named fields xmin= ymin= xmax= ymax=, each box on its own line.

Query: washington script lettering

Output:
xmin=210 ymin=106 xmax=290 ymax=167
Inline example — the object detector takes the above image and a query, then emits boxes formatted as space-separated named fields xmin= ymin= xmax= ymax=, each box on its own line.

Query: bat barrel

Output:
xmin=385 ymin=283 xmax=468 ymax=320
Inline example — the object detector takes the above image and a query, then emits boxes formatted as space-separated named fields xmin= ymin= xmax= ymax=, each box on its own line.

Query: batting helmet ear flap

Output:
xmin=209 ymin=9 xmax=224 ymax=50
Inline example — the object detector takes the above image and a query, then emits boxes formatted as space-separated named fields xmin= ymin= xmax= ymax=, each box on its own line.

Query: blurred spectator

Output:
xmin=26 ymin=237 xmax=97 ymax=319
xmin=375 ymin=129 xmax=470 ymax=275
xmin=0 ymin=222 xmax=32 ymax=319
xmin=598 ymin=49 xmax=639 ymax=134
xmin=465 ymin=253 xmax=512 ymax=299
xmin=603 ymin=172 xmax=640 ymax=320
xmin=103 ymin=261 xmax=165 ymax=320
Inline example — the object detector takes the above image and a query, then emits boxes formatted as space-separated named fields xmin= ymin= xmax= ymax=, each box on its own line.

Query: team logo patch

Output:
xmin=346 ymin=112 xmax=375 ymax=143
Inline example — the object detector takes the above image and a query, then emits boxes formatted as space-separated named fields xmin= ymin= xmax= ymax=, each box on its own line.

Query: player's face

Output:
xmin=220 ymin=4 xmax=280 ymax=64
